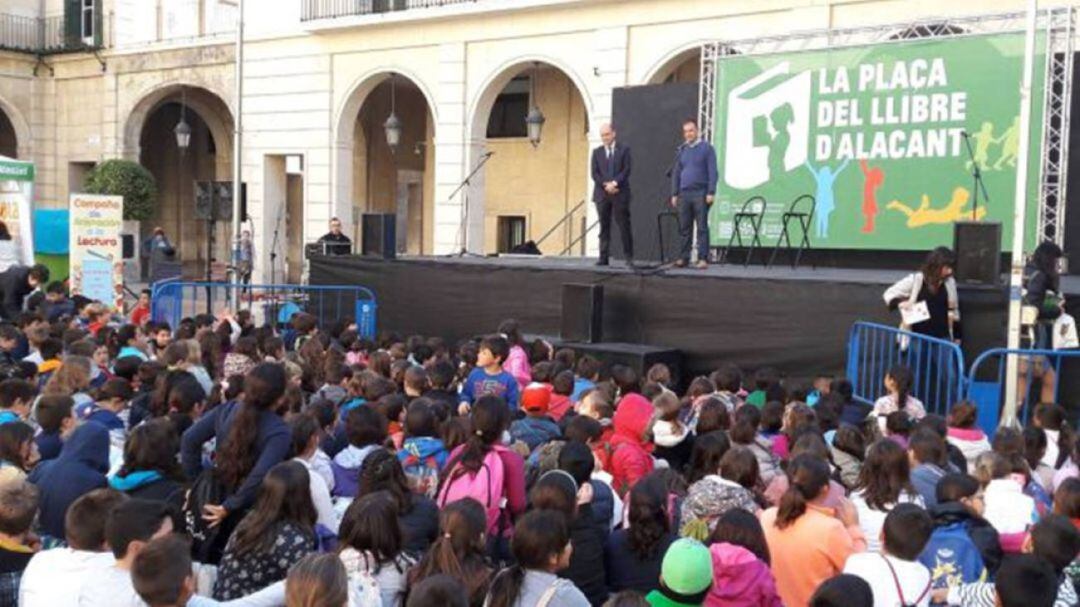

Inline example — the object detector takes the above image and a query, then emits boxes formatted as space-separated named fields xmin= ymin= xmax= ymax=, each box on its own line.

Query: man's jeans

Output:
xmin=677 ymin=191 xmax=710 ymax=263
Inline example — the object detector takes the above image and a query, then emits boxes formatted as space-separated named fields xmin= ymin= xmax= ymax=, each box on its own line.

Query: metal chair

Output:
xmin=768 ymin=194 xmax=816 ymax=269
xmin=720 ymin=196 xmax=766 ymax=266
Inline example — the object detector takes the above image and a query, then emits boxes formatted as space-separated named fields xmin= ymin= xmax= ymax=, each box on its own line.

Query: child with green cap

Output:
xmin=646 ymin=538 xmax=714 ymax=607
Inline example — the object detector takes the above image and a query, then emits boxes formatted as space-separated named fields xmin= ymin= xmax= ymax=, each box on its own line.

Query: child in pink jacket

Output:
xmin=707 ymin=509 xmax=783 ymax=607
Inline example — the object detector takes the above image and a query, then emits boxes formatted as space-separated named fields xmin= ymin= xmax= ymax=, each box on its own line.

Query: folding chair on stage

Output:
xmin=720 ymin=196 xmax=766 ymax=266
xmin=768 ymin=194 xmax=816 ymax=269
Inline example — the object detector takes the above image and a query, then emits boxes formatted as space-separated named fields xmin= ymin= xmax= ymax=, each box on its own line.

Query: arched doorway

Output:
xmin=468 ymin=62 xmax=592 ymax=255
xmin=0 ymin=110 xmax=16 ymax=158
xmin=129 ymin=86 xmax=233 ymax=275
xmin=337 ymin=72 xmax=435 ymax=256
xmin=647 ymin=47 xmax=702 ymax=85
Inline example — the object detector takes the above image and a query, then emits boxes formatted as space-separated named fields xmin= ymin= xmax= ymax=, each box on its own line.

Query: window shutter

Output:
xmin=63 ymin=0 xmax=81 ymax=48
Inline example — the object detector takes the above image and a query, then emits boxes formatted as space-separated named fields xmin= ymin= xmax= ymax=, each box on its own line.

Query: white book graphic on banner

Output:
xmin=724 ymin=61 xmax=812 ymax=190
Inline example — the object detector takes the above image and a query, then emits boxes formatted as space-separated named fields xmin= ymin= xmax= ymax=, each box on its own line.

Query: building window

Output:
xmin=81 ymin=0 xmax=95 ymax=44
xmin=497 ymin=216 xmax=527 ymax=253
xmin=487 ymin=77 xmax=529 ymax=138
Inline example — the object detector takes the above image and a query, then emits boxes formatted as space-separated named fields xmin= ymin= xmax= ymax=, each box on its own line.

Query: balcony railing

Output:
xmin=301 ymin=0 xmax=480 ymax=21
xmin=0 ymin=13 xmax=99 ymax=54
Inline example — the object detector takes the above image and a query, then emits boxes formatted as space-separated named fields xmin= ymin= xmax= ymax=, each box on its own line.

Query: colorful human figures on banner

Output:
xmin=804 ymin=159 xmax=849 ymax=239
xmin=858 ymin=159 xmax=885 ymax=234
xmin=886 ymin=187 xmax=987 ymax=228
xmin=965 ymin=116 xmax=1020 ymax=172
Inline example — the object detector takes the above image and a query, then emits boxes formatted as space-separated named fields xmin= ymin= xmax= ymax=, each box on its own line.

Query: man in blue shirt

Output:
xmin=670 ymin=119 xmax=718 ymax=269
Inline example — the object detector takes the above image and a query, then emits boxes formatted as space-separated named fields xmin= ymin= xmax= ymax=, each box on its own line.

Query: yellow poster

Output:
xmin=69 ymin=194 xmax=124 ymax=311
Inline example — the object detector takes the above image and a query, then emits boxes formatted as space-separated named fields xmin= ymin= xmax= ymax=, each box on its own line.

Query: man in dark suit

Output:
xmin=591 ymin=123 xmax=633 ymax=266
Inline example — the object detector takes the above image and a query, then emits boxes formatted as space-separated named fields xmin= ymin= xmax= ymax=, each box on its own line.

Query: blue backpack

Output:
xmin=918 ymin=522 xmax=988 ymax=589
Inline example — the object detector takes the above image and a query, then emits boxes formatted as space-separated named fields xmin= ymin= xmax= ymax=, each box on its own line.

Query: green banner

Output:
xmin=710 ymin=33 xmax=1046 ymax=251
xmin=0 ymin=159 xmax=33 ymax=182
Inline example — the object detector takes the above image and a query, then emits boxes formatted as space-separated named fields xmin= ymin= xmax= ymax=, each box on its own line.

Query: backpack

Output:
xmin=918 ymin=522 xmax=987 ymax=589
xmin=400 ymin=450 xmax=442 ymax=499
xmin=437 ymin=445 xmax=508 ymax=536
xmin=183 ymin=468 xmax=232 ymax=565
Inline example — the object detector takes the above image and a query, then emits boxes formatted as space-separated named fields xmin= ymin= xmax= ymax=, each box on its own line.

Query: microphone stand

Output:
xmin=448 ymin=151 xmax=495 ymax=257
xmin=269 ymin=199 xmax=285 ymax=329
xmin=960 ymin=131 xmax=990 ymax=220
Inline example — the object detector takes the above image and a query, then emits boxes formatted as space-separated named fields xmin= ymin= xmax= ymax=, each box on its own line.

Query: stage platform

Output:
xmin=309 ymin=254 xmax=1039 ymax=380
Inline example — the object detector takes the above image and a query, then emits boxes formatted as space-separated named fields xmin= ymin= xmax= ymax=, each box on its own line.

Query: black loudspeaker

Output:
xmin=121 ymin=234 xmax=135 ymax=259
xmin=954 ymin=221 xmax=1002 ymax=285
xmin=561 ymin=283 xmax=603 ymax=343
xmin=362 ymin=214 xmax=396 ymax=259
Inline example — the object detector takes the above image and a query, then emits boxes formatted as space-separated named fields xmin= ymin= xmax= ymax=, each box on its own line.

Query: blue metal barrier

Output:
xmin=966 ymin=348 xmax=1080 ymax=431
xmin=846 ymin=322 xmax=966 ymax=417
xmin=150 ymin=281 xmax=378 ymax=339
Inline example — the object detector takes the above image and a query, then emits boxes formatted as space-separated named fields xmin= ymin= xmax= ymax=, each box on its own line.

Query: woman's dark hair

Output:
xmin=528 ymin=471 xmax=577 ymax=519
xmin=1033 ymin=403 xmax=1075 ymax=469
xmin=709 ymin=508 xmax=770 ymax=565
xmin=217 ymin=363 xmax=286 ymax=490
xmin=359 ymin=448 xmax=414 ymax=515
xmin=686 ymin=431 xmax=732 ymax=484
xmin=809 ymin=574 xmax=874 ymax=607
xmin=497 ymin=319 xmax=524 ymax=348
xmin=948 ymin=401 xmax=979 ymax=429
xmin=832 ymin=425 xmax=866 ymax=463
xmin=441 ymin=395 xmax=509 ymax=482
xmin=719 ymin=445 xmax=761 ymax=491
xmin=760 ymin=401 xmax=784 ymax=433
xmin=1031 ymin=241 xmax=1064 ymax=281
xmin=233 ymin=336 xmax=259 ymax=360
xmin=1053 ymin=477 xmax=1080 ymax=518
xmin=829 ymin=379 xmax=854 ymax=403
xmin=486 ymin=510 xmax=570 ymax=607
xmin=856 ymin=440 xmax=914 ymax=511
xmin=119 ymin=418 xmax=182 ymax=480
xmin=1023 ymin=426 xmax=1048 ymax=472
xmin=339 ymin=491 xmax=402 ymax=568
xmin=695 ymin=397 xmax=731 ymax=435
xmin=730 ymin=405 xmax=761 ymax=445
xmin=886 ymin=365 xmax=913 ymax=412
xmin=921 ymin=246 xmax=956 ymax=290
xmin=611 ymin=365 xmax=641 ymax=396
xmin=992 ymin=426 xmax=1025 ymax=457
xmin=775 ymin=455 xmax=831 ymax=529
xmin=407 ymin=498 xmax=491 ymax=606
xmin=0 ymin=422 xmax=34 ymax=470
xmin=626 ymin=475 xmax=670 ymax=560
xmin=230 ymin=461 xmax=316 ymax=556
xmin=885 ymin=411 xmax=913 ymax=437
xmin=289 ymin=414 xmax=321 ymax=458
xmin=400 ymin=400 xmax=435 ymax=439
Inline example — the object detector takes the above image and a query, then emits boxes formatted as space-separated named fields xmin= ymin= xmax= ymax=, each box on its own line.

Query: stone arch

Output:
xmin=123 ymin=83 xmax=235 ymax=274
xmin=122 ymin=82 xmax=234 ymax=163
xmin=642 ymin=43 xmax=706 ymax=85
xmin=460 ymin=57 xmax=594 ymax=254
xmin=333 ymin=67 xmax=438 ymax=148
xmin=333 ymin=69 xmax=438 ymax=254
xmin=0 ymin=95 xmax=32 ymax=160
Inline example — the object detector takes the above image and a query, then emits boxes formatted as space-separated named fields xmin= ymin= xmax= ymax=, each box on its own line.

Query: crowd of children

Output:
xmin=0 ymin=292 xmax=1072 ymax=607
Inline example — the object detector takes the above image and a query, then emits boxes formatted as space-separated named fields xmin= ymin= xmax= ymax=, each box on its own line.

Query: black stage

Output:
xmin=310 ymin=255 xmax=1080 ymax=388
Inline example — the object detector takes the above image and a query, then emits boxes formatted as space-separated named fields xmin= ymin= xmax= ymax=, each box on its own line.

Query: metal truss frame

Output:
xmin=697 ymin=8 xmax=1076 ymax=247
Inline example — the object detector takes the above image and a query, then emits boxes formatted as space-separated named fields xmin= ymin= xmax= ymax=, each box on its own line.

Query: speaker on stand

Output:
xmin=953 ymin=221 xmax=1002 ymax=285
xmin=362 ymin=213 xmax=397 ymax=259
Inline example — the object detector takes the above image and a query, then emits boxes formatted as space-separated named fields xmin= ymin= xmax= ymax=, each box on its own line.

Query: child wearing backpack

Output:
xmin=331 ymin=406 xmax=388 ymax=499
xmin=843 ymin=503 xmax=933 ymax=607
xmin=510 ymin=383 xmax=561 ymax=453
xmin=438 ymin=395 xmax=526 ymax=562
xmin=920 ymin=473 xmax=1001 ymax=591
xmin=937 ymin=514 xmax=1080 ymax=607
xmin=397 ymin=399 xmax=448 ymax=498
